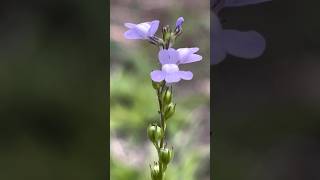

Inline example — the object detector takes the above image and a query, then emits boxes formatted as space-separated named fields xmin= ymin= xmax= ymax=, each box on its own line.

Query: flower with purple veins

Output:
xmin=124 ymin=20 xmax=160 ymax=40
xmin=151 ymin=48 xmax=202 ymax=83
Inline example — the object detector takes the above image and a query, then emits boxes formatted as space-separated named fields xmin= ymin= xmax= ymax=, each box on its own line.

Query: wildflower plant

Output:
xmin=124 ymin=17 xmax=202 ymax=180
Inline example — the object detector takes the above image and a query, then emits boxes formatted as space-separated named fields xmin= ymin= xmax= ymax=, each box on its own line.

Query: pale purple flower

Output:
xmin=175 ymin=17 xmax=184 ymax=30
xmin=151 ymin=48 xmax=202 ymax=83
xmin=124 ymin=20 xmax=160 ymax=40
xmin=211 ymin=0 xmax=271 ymax=64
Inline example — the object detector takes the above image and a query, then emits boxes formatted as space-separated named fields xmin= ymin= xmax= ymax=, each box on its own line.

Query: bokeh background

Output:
xmin=110 ymin=0 xmax=210 ymax=179
xmin=0 ymin=0 xmax=107 ymax=179
xmin=212 ymin=1 xmax=320 ymax=180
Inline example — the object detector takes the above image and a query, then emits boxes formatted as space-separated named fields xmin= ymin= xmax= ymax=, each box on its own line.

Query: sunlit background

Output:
xmin=110 ymin=0 xmax=210 ymax=179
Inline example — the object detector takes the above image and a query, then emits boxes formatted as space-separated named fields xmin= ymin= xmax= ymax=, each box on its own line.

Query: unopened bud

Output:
xmin=162 ymin=25 xmax=171 ymax=48
xmin=163 ymin=89 xmax=172 ymax=105
xmin=147 ymin=124 xmax=163 ymax=143
xmin=164 ymin=103 xmax=176 ymax=119
xmin=174 ymin=17 xmax=184 ymax=36
xmin=150 ymin=162 xmax=162 ymax=180
xmin=162 ymin=25 xmax=170 ymax=35
xmin=175 ymin=17 xmax=184 ymax=30
xmin=159 ymin=147 xmax=174 ymax=165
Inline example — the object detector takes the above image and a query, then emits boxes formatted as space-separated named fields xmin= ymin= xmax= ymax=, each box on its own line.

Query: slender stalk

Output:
xmin=156 ymin=83 xmax=166 ymax=180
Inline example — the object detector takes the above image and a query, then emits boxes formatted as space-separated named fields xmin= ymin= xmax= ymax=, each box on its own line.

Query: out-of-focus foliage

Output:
xmin=0 ymin=1 xmax=106 ymax=179
xmin=110 ymin=0 xmax=210 ymax=179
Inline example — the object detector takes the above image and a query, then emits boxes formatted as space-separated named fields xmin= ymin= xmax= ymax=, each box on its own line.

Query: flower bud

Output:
xmin=164 ymin=103 xmax=176 ymax=119
xmin=175 ymin=17 xmax=184 ymax=30
xmin=159 ymin=147 xmax=174 ymax=165
xmin=150 ymin=163 xmax=162 ymax=180
xmin=162 ymin=25 xmax=170 ymax=36
xmin=163 ymin=88 xmax=172 ymax=105
xmin=162 ymin=25 xmax=171 ymax=48
xmin=147 ymin=124 xmax=163 ymax=143
xmin=174 ymin=17 xmax=184 ymax=36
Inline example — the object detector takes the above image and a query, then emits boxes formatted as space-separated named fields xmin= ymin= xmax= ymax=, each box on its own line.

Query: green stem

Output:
xmin=156 ymin=83 xmax=167 ymax=180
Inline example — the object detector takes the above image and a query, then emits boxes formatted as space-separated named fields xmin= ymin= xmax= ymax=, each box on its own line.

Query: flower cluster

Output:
xmin=124 ymin=17 xmax=202 ymax=180
xmin=211 ymin=0 xmax=271 ymax=64
xmin=124 ymin=17 xmax=202 ymax=83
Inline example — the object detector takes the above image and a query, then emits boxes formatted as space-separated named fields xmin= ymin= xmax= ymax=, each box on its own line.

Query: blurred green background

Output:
xmin=212 ymin=1 xmax=320 ymax=179
xmin=0 ymin=0 xmax=107 ymax=179
xmin=110 ymin=0 xmax=210 ymax=179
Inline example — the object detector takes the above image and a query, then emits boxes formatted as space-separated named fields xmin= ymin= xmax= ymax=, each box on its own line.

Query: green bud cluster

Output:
xmin=149 ymin=147 xmax=174 ymax=180
xmin=148 ymin=82 xmax=176 ymax=180
xmin=148 ymin=21 xmax=183 ymax=49
xmin=162 ymin=25 xmax=172 ymax=49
